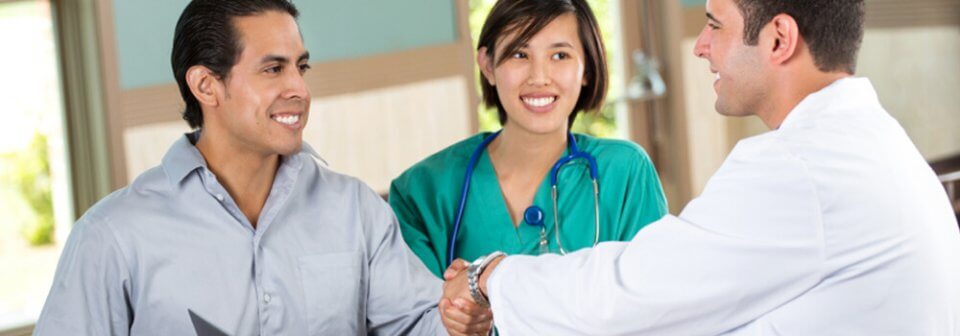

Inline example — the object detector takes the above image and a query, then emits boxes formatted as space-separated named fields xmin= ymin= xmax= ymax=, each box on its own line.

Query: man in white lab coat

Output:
xmin=441 ymin=0 xmax=960 ymax=334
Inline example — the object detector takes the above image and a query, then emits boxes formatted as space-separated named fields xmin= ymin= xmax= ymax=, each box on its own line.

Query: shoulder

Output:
xmin=706 ymin=133 xmax=819 ymax=213
xmin=81 ymin=166 xmax=173 ymax=232
xmin=721 ymin=133 xmax=809 ymax=179
xmin=575 ymin=134 xmax=654 ymax=168
xmin=683 ymin=135 xmax=823 ymax=240
xmin=297 ymin=149 xmax=380 ymax=201
xmin=391 ymin=133 xmax=487 ymax=190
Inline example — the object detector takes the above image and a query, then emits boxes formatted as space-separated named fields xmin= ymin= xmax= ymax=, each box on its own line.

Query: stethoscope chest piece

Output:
xmin=525 ymin=205 xmax=549 ymax=254
xmin=524 ymin=206 xmax=545 ymax=227
xmin=447 ymin=131 xmax=601 ymax=263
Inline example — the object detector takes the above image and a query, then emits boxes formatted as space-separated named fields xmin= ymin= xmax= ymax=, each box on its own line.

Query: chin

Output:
xmin=275 ymin=140 xmax=303 ymax=156
xmin=517 ymin=119 xmax=568 ymax=135
xmin=714 ymin=101 xmax=738 ymax=117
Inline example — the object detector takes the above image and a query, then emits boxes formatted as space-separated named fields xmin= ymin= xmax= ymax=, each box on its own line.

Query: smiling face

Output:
xmin=693 ymin=0 xmax=769 ymax=118
xmin=479 ymin=13 xmax=587 ymax=137
xmin=210 ymin=10 xmax=311 ymax=157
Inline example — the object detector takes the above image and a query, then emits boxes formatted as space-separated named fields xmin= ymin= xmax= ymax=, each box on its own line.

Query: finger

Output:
xmin=449 ymin=300 xmax=493 ymax=328
xmin=443 ymin=268 xmax=458 ymax=281
xmin=442 ymin=305 xmax=472 ymax=335
xmin=453 ymin=298 xmax=490 ymax=316
xmin=444 ymin=259 xmax=470 ymax=280
xmin=444 ymin=305 xmax=492 ymax=334
xmin=438 ymin=298 xmax=450 ymax=316
xmin=441 ymin=298 xmax=487 ymax=336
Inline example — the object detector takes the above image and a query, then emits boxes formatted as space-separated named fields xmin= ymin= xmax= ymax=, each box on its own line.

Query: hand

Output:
xmin=440 ymin=259 xmax=492 ymax=336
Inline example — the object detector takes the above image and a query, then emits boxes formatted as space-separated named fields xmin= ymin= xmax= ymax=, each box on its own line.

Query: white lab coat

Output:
xmin=486 ymin=78 xmax=960 ymax=335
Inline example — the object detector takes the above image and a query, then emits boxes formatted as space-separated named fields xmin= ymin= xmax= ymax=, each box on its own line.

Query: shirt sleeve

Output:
xmin=486 ymin=140 xmax=825 ymax=335
xmin=363 ymin=187 xmax=447 ymax=336
xmin=389 ymin=178 xmax=446 ymax=278
xmin=34 ymin=212 xmax=133 ymax=336
xmin=617 ymin=148 xmax=669 ymax=241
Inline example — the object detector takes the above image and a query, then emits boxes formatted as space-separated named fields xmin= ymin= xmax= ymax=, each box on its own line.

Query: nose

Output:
xmin=526 ymin=58 xmax=551 ymax=86
xmin=283 ymin=67 xmax=310 ymax=101
xmin=693 ymin=26 xmax=710 ymax=59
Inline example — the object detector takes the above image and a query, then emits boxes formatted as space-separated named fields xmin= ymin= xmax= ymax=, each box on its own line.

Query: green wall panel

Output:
xmin=113 ymin=0 xmax=458 ymax=90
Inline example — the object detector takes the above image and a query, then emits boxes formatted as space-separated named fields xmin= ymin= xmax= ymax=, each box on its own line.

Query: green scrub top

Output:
xmin=389 ymin=132 xmax=668 ymax=278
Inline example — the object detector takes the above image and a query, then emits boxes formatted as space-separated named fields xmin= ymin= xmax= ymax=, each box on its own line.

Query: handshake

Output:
xmin=438 ymin=254 xmax=506 ymax=336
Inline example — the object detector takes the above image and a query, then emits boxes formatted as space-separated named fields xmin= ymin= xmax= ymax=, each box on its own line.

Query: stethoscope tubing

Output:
xmin=448 ymin=130 xmax=502 ymax=265
xmin=448 ymin=131 xmax=600 ymax=264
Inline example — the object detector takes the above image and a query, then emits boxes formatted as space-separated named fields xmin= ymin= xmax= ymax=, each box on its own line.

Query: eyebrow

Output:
xmin=706 ymin=12 xmax=722 ymax=25
xmin=260 ymin=51 xmax=311 ymax=65
xmin=519 ymin=42 xmax=575 ymax=49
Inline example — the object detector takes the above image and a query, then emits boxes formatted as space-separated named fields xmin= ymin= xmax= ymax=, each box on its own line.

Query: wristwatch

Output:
xmin=467 ymin=251 xmax=505 ymax=307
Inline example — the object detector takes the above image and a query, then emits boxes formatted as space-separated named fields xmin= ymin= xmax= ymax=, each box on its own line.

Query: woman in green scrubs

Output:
xmin=390 ymin=0 xmax=667 ymax=278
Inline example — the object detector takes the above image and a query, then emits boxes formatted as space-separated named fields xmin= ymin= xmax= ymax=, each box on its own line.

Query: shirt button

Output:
xmin=263 ymin=293 xmax=272 ymax=303
xmin=215 ymin=194 xmax=224 ymax=201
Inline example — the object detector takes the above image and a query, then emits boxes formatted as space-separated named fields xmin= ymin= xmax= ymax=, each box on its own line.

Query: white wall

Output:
xmin=857 ymin=26 xmax=960 ymax=162
xmin=681 ymin=38 xmax=734 ymax=196
xmin=123 ymin=76 xmax=472 ymax=194
xmin=678 ymin=25 xmax=960 ymax=196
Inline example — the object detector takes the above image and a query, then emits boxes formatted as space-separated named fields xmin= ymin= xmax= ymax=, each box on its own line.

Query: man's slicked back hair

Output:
xmin=171 ymin=0 xmax=299 ymax=129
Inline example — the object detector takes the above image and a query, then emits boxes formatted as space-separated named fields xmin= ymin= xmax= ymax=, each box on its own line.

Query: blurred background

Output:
xmin=0 ymin=0 xmax=957 ymax=334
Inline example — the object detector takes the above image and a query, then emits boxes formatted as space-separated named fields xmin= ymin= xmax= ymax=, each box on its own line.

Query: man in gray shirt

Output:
xmin=34 ymin=0 xmax=488 ymax=334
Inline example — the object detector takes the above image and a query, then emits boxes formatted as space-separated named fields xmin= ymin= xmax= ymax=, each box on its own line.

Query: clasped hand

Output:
xmin=439 ymin=259 xmax=492 ymax=336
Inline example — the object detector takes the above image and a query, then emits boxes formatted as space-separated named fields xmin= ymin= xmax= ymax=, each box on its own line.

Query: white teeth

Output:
xmin=522 ymin=96 xmax=556 ymax=107
xmin=716 ymin=73 xmax=721 ymax=80
xmin=273 ymin=114 xmax=300 ymax=125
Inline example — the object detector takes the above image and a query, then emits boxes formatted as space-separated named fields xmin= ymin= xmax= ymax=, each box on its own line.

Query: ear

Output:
xmin=186 ymin=65 xmax=221 ymax=108
xmin=767 ymin=14 xmax=800 ymax=66
xmin=476 ymin=47 xmax=496 ymax=86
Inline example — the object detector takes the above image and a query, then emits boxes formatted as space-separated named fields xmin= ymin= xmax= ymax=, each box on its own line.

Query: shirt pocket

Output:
xmin=298 ymin=251 xmax=365 ymax=335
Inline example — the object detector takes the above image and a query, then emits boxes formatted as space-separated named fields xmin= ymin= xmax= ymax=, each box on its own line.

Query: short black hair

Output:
xmin=733 ymin=0 xmax=865 ymax=74
xmin=476 ymin=0 xmax=608 ymax=128
xmin=171 ymin=0 xmax=300 ymax=129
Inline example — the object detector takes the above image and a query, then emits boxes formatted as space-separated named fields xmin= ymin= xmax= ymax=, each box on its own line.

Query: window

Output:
xmin=0 ymin=0 xmax=71 ymax=331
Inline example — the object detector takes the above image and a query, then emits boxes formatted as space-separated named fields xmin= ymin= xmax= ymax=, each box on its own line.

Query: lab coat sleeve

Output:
xmin=362 ymin=187 xmax=447 ymax=336
xmin=34 ymin=212 xmax=133 ymax=336
xmin=617 ymin=148 xmax=669 ymax=241
xmin=389 ymin=179 xmax=446 ymax=278
xmin=487 ymin=139 xmax=825 ymax=335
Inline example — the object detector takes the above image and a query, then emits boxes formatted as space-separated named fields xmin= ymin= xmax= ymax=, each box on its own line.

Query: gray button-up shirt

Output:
xmin=35 ymin=133 xmax=445 ymax=335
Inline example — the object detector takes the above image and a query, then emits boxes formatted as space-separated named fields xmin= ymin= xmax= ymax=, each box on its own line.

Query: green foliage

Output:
xmin=1 ymin=133 xmax=55 ymax=246
xmin=469 ymin=0 xmax=620 ymax=137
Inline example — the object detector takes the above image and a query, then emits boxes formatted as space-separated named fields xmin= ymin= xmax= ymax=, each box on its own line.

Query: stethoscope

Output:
xmin=447 ymin=130 xmax=601 ymax=264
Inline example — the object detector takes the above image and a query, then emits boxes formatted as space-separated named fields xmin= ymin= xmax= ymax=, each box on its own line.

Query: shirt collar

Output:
xmin=299 ymin=142 xmax=327 ymax=168
xmin=161 ymin=131 xmax=328 ymax=187
xmin=779 ymin=77 xmax=881 ymax=130
xmin=162 ymin=131 xmax=207 ymax=186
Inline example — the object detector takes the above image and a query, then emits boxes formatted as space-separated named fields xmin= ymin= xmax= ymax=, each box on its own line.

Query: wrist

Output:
xmin=467 ymin=251 xmax=505 ymax=307
xmin=478 ymin=255 xmax=504 ymax=298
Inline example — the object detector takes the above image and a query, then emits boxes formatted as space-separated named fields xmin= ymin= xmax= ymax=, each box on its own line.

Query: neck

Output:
xmin=486 ymin=123 xmax=569 ymax=226
xmin=194 ymin=126 xmax=280 ymax=228
xmin=488 ymin=124 xmax=568 ymax=173
xmin=760 ymin=69 xmax=850 ymax=130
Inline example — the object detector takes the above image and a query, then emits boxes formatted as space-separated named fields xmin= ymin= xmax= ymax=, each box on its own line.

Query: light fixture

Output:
xmin=625 ymin=49 xmax=667 ymax=101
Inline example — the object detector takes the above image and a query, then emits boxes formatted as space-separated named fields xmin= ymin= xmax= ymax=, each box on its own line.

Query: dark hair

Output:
xmin=476 ymin=0 xmax=608 ymax=128
xmin=733 ymin=0 xmax=864 ymax=74
xmin=171 ymin=0 xmax=299 ymax=129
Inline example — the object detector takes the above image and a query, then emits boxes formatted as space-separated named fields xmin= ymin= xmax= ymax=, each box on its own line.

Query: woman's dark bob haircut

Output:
xmin=476 ymin=0 xmax=608 ymax=128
